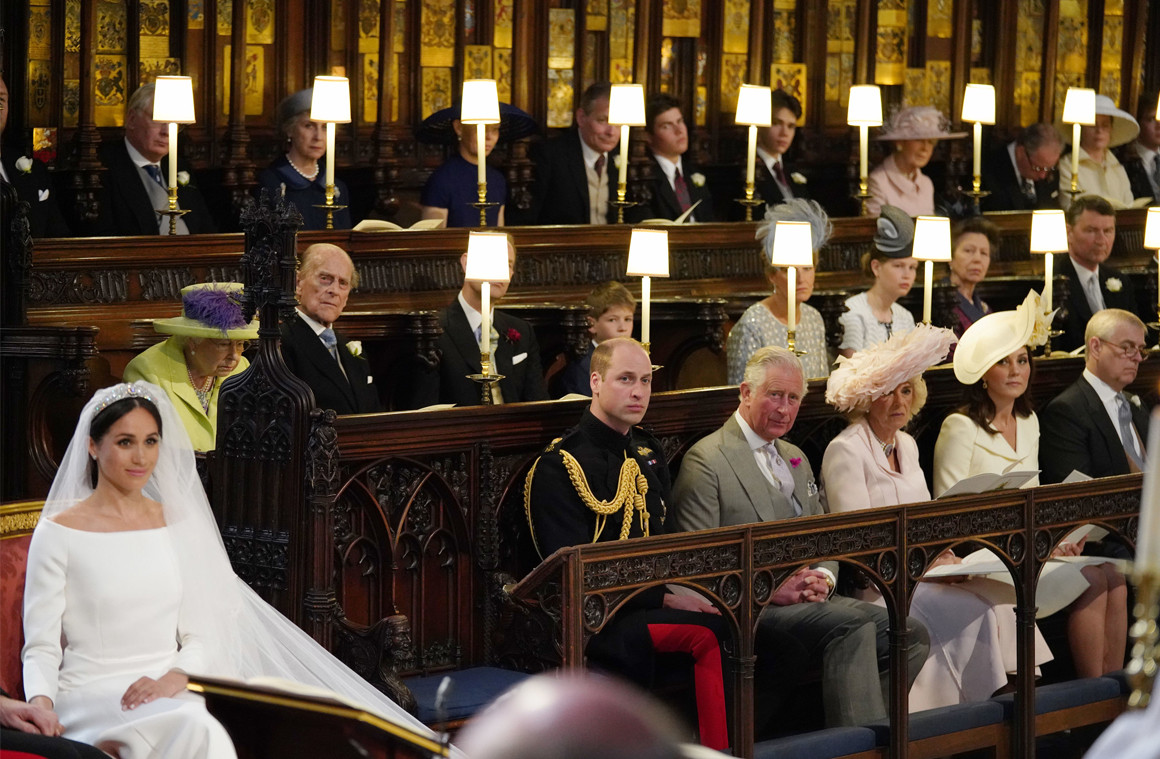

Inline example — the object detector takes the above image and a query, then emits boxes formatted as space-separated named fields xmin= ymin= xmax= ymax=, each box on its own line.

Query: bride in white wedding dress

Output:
xmin=22 ymin=383 xmax=445 ymax=758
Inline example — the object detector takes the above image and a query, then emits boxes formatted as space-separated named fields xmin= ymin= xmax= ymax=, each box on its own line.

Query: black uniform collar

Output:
xmin=578 ymin=408 xmax=633 ymax=450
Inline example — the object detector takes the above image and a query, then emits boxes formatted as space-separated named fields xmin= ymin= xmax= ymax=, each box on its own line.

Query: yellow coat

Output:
xmin=122 ymin=336 xmax=250 ymax=451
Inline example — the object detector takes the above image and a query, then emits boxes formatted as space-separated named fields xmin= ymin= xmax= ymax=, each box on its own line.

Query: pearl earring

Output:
xmin=982 ymin=380 xmax=988 ymax=389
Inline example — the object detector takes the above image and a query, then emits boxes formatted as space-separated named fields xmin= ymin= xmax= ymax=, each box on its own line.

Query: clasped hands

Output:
xmin=771 ymin=567 xmax=831 ymax=605
xmin=120 ymin=670 xmax=189 ymax=710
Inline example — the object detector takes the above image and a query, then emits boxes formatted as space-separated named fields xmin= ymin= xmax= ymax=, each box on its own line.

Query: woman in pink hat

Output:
xmin=866 ymin=106 xmax=966 ymax=217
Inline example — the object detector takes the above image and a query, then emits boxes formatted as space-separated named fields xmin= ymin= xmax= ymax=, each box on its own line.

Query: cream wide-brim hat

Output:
xmin=952 ymin=291 xmax=1045 ymax=385
xmin=1057 ymin=94 xmax=1140 ymax=149
xmin=153 ymin=282 xmax=260 ymax=340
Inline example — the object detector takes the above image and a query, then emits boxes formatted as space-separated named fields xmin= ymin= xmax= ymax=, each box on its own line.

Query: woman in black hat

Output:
xmin=257 ymin=89 xmax=352 ymax=230
xmin=417 ymin=102 xmax=537 ymax=228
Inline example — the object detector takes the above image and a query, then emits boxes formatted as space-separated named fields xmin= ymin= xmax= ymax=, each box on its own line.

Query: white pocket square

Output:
xmin=39 ymin=189 xmax=50 ymax=201
xmin=367 ymin=376 xmax=374 ymax=384
xmin=512 ymin=352 xmax=528 ymax=365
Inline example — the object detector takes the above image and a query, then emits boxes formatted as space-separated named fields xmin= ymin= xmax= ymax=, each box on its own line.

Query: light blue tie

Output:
xmin=144 ymin=164 xmax=165 ymax=188
xmin=1117 ymin=394 xmax=1145 ymax=471
xmin=320 ymin=327 xmax=339 ymax=362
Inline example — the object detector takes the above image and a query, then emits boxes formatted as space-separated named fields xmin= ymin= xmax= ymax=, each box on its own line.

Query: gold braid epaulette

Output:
xmin=559 ymin=449 xmax=651 ymax=542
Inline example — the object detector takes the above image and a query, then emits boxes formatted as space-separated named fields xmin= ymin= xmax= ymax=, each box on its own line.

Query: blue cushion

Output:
xmin=867 ymin=700 xmax=1004 ymax=743
xmin=1104 ymin=669 xmax=1131 ymax=694
xmin=753 ymin=727 xmax=878 ymax=759
xmin=405 ymin=667 xmax=530 ymax=723
xmin=992 ymin=677 xmax=1122 ymax=718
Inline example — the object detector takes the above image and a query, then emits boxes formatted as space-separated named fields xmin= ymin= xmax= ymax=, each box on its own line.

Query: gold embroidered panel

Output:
xmin=249 ymin=0 xmax=276 ymax=43
xmin=825 ymin=0 xmax=856 ymax=117
xmin=663 ymin=0 xmax=701 ymax=38
xmin=548 ymin=68 xmax=575 ymax=128
xmin=496 ymin=49 xmax=512 ymax=103
xmin=548 ymin=8 xmax=576 ymax=70
xmin=970 ymin=67 xmax=992 ymax=85
xmin=421 ymin=0 xmax=456 ymax=68
xmin=771 ymin=63 xmax=807 ymax=120
xmin=904 ymin=67 xmax=926 ymax=107
xmin=928 ymin=0 xmax=952 ymax=39
xmin=587 ymin=0 xmax=608 ymax=32
xmin=722 ymin=0 xmax=749 ymax=55
xmin=926 ymin=60 xmax=951 ymax=114
xmin=28 ymin=0 xmax=53 ymax=125
xmin=660 ymin=37 xmax=674 ymax=92
xmin=421 ymin=67 xmax=453 ymax=119
xmin=94 ymin=55 xmax=128 ymax=127
xmin=495 ymin=0 xmax=514 ymax=47
xmin=139 ymin=1 xmax=171 ymax=59
xmin=1099 ymin=5 xmax=1124 ymax=102
xmin=465 ymin=45 xmax=493 ymax=79
xmin=1054 ymin=0 xmax=1088 ymax=120
xmin=772 ymin=0 xmax=796 ymax=63
xmin=720 ymin=53 xmax=746 ymax=112
xmin=221 ymin=45 xmax=265 ymax=117
xmin=188 ymin=0 xmax=206 ymax=29
xmin=875 ymin=0 xmax=906 ymax=86
xmin=64 ymin=0 xmax=81 ymax=127
xmin=363 ymin=54 xmax=379 ymax=122
xmin=331 ymin=0 xmax=346 ymax=52
xmin=140 ymin=58 xmax=182 ymax=84
xmin=359 ymin=0 xmax=379 ymax=55
xmin=97 ymin=1 xmax=128 ymax=53
xmin=218 ymin=0 xmax=233 ymax=35
xmin=610 ymin=0 xmax=635 ymax=66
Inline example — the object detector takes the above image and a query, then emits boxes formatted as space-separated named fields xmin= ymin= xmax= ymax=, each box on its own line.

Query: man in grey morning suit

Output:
xmin=671 ymin=346 xmax=929 ymax=728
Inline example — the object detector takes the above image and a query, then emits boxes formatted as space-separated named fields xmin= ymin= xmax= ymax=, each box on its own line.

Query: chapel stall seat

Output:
xmin=402 ymin=666 xmax=531 ymax=729
xmin=990 ymin=676 xmax=1126 ymax=742
xmin=752 ymin=727 xmax=880 ymax=759
xmin=867 ymin=701 xmax=1008 ymax=759
xmin=0 ymin=500 xmax=44 ymax=700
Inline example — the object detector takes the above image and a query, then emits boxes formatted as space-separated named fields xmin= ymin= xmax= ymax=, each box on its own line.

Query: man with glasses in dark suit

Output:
xmin=980 ymin=122 xmax=1063 ymax=211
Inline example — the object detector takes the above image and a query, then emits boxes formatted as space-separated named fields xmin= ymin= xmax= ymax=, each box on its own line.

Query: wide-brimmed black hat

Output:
xmin=415 ymin=102 xmax=539 ymax=144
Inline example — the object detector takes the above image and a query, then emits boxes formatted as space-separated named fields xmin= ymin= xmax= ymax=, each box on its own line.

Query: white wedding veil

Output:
xmin=41 ymin=382 xmax=444 ymax=743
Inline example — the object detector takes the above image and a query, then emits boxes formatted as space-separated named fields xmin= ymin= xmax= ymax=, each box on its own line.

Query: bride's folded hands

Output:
xmin=121 ymin=670 xmax=190 ymax=710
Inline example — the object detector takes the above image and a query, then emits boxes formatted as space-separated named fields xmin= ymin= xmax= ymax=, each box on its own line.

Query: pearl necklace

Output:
xmin=286 ymin=154 xmax=319 ymax=181
xmin=187 ymin=365 xmax=215 ymax=413
xmin=869 ymin=425 xmax=896 ymax=459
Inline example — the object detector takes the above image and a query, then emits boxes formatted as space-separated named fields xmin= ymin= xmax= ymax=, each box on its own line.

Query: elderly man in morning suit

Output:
xmin=1040 ymin=308 xmax=1152 ymax=484
xmin=91 ymin=82 xmax=216 ymax=236
xmin=671 ymin=346 xmax=929 ymax=729
xmin=280 ymin=243 xmax=383 ymax=414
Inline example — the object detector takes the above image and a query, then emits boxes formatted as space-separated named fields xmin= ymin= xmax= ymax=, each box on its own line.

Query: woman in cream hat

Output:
xmin=122 ymin=282 xmax=258 ymax=451
xmin=867 ymin=106 xmax=967 ymax=217
xmin=935 ymin=292 xmax=1128 ymax=679
xmin=822 ymin=323 xmax=1054 ymax=710
xmin=1058 ymin=94 xmax=1139 ymax=209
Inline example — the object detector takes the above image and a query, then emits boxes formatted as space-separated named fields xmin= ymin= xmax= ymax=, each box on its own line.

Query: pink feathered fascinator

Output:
xmin=825 ymin=323 xmax=957 ymax=413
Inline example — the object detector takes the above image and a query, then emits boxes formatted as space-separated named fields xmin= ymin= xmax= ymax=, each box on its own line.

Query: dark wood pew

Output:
xmin=239 ymin=356 xmax=1155 ymax=692
xmin=506 ymin=475 xmax=1144 ymax=759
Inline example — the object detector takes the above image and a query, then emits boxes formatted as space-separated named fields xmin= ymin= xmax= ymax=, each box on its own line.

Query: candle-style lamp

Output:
xmin=460 ymin=79 xmax=501 ymax=227
xmin=912 ymin=216 xmax=952 ymax=324
xmin=1145 ymin=207 xmax=1160 ymax=330
xmin=464 ymin=231 xmax=511 ymax=404
xmin=961 ymin=83 xmax=995 ymax=211
xmin=310 ymin=75 xmax=351 ymax=230
xmin=608 ymin=83 xmax=646 ymax=224
xmin=735 ymin=84 xmax=772 ymax=221
xmin=626 ymin=228 xmax=670 ymax=355
xmin=769 ymin=220 xmax=813 ymax=353
xmin=1029 ymin=209 xmax=1068 ymax=354
xmin=1128 ymin=407 xmax=1160 ymax=708
xmin=847 ymin=85 xmax=883 ymax=216
xmin=1061 ymin=87 xmax=1096 ymax=200
xmin=152 ymin=76 xmax=196 ymax=235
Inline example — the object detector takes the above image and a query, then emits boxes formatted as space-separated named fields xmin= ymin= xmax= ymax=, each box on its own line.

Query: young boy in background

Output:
xmin=556 ymin=281 xmax=636 ymax=396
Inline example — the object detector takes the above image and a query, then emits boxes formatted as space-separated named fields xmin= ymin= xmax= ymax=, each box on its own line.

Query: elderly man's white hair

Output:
xmin=755 ymin=198 xmax=833 ymax=263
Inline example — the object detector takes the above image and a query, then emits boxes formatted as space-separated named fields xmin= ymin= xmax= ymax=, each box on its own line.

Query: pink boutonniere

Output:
xmin=789 ymin=457 xmax=802 ymax=468
xmin=506 ymin=328 xmax=521 ymax=343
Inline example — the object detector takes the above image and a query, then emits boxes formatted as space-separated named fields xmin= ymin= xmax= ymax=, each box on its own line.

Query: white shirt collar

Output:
xmin=1135 ymin=142 xmax=1160 ymax=173
xmin=756 ymin=146 xmax=782 ymax=179
xmin=1083 ymin=367 xmax=1122 ymax=404
xmin=1068 ymin=253 xmax=1100 ymax=282
xmin=125 ymin=137 xmax=159 ymax=170
xmin=652 ymin=153 xmax=683 ymax=184
xmin=580 ymin=138 xmax=605 ymax=171
xmin=734 ymin=410 xmax=774 ymax=451
xmin=296 ymin=308 xmax=329 ymax=334
xmin=1006 ymin=142 xmax=1029 ymax=184
xmin=457 ymin=290 xmax=495 ymax=335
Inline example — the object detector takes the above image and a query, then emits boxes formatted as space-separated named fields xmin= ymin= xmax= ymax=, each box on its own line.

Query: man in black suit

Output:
xmin=1120 ymin=93 xmax=1160 ymax=203
xmin=90 ymin=82 xmax=216 ymax=236
xmin=626 ymin=93 xmax=714 ymax=222
xmin=519 ymin=83 xmax=618 ymax=225
xmin=0 ymin=76 xmax=70 ymax=237
xmin=979 ymin=123 xmax=1063 ymax=212
xmin=280 ymin=243 xmax=383 ymax=414
xmin=1055 ymin=195 xmax=1138 ymax=352
xmin=413 ymin=237 xmax=548 ymax=406
xmin=753 ymin=89 xmax=810 ymax=211
xmin=1040 ymin=308 xmax=1151 ymax=483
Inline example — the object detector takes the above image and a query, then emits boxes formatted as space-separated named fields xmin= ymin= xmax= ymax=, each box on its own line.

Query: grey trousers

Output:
xmin=754 ymin=595 xmax=930 ymax=727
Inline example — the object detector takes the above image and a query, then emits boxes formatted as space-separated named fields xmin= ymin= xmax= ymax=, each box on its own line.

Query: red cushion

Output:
xmin=1 ymin=532 xmax=32 ymax=700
